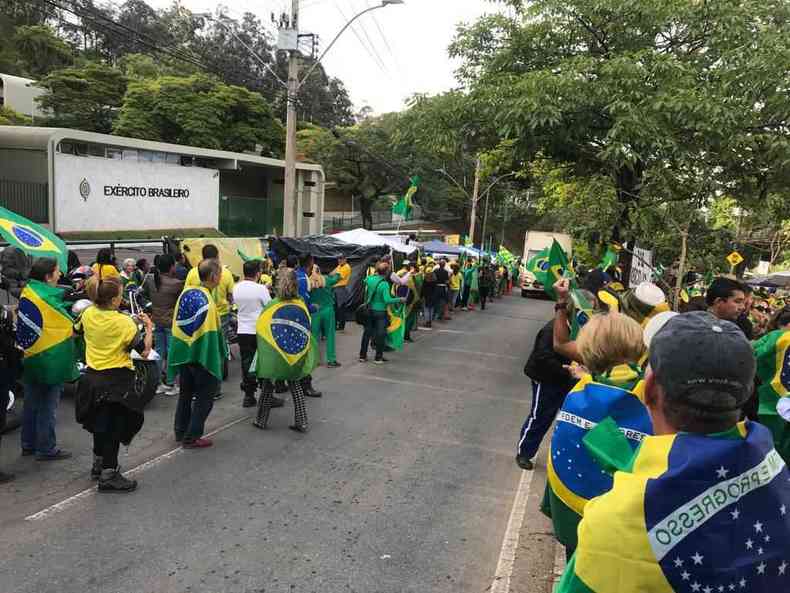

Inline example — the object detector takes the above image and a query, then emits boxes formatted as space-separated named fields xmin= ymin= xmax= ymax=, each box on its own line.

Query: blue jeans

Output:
xmin=174 ymin=365 xmax=220 ymax=442
xmin=21 ymin=382 xmax=63 ymax=456
xmin=153 ymin=325 xmax=171 ymax=383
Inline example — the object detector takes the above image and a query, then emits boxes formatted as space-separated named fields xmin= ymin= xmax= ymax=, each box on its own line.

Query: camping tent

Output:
xmin=421 ymin=240 xmax=463 ymax=257
xmin=333 ymin=228 xmax=417 ymax=255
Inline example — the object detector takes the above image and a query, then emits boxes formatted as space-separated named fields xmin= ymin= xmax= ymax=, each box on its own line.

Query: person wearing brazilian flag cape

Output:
xmin=543 ymin=309 xmax=652 ymax=560
xmin=169 ymin=260 xmax=228 ymax=448
xmin=16 ymin=258 xmax=79 ymax=461
xmin=253 ymin=268 xmax=319 ymax=433
xmin=557 ymin=312 xmax=790 ymax=593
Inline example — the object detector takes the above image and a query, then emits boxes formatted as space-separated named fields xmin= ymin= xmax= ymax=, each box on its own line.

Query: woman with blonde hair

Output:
xmin=542 ymin=311 xmax=652 ymax=561
xmin=75 ymin=275 xmax=153 ymax=492
xmin=254 ymin=268 xmax=318 ymax=433
xmin=309 ymin=264 xmax=342 ymax=368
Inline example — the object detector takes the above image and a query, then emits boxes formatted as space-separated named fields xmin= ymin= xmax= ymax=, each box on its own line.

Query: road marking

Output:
xmin=489 ymin=468 xmax=538 ymax=593
xmin=431 ymin=347 xmax=522 ymax=360
xmin=25 ymin=414 xmax=251 ymax=522
xmin=343 ymin=373 xmax=463 ymax=393
xmin=436 ymin=329 xmax=469 ymax=334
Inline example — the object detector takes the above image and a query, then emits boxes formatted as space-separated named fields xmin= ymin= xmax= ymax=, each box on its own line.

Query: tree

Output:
xmin=13 ymin=25 xmax=73 ymax=77
xmin=37 ymin=62 xmax=127 ymax=133
xmin=451 ymin=0 xmax=790 ymax=243
xmin=113 ymin=74 xmax=284 ymax=155
xmin=0 ymin=106 xmax=32 ymax=126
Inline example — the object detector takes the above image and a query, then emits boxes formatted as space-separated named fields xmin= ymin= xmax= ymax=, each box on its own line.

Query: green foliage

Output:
xmin=0 ymin=106 xmax=32 ymax=126
xmin=37 ymin=63 xmax=128 ymax=133
xmin=13 ymin=25 xmax=72 ymax=77
xmin=113 ymin=75 xmax=284 ymax=155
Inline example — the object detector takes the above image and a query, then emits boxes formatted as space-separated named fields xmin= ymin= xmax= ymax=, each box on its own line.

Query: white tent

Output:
xmin=332 ymin=228 xmax=417 ymax=255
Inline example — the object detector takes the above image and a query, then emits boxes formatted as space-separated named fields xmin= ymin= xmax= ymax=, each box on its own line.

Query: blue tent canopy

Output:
xmin=421 ymin=240 xmax=463 ymax=256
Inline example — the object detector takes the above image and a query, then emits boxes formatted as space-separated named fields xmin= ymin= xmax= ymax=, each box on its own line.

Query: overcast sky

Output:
xmin=146 ymin=0 xmax=501 ymax=114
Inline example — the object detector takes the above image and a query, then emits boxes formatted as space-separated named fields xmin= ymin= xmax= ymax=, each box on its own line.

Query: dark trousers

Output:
xmin=237 ymin=334 xmax=257 ymax=398
xmin=256 ymin=379 xmax=308 ymax=428
xmin=92 ymin=402 xmax=127 ymax=469
xmin=0 ymin=377 xmax=9 ymax=462
xmin=479 ymin=287 xmax=490 ymax=310
xmin=175 ymin=364 xmax=220 ymax=443
xmin=360 ymin=310 xmax=388 ymax=360
xmin=460 ymin=285 xmax=471 ymax=308
xmin=334 ymin=286 xmax=347 ymax=330
xmin=517 ymin=380 xmax=568 ymax=460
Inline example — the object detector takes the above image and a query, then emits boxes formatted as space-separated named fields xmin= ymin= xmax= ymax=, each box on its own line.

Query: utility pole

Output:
xmin=282 ymin=0 xmax=300 ymax=237
xmin=468 ymin=158 xmax=481 ymax=246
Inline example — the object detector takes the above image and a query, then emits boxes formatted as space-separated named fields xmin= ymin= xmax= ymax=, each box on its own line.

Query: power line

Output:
xmin=334 ymin=1 xmax=389 ymax=77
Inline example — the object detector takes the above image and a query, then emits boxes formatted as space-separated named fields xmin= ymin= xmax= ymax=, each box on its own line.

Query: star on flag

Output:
xmin=754 ymin=521 xmax=764 ymax=533
xmin=746 ymin=538 xmax=754 ymax=550
xmin=692 ymin=552 xmax=704 ymax=565
xmin=757 ymin=562 xmax=766 ymax=575
xmin=716 ymin=466 xmax=730 ymax=478
xmin=731 ymin=508 xmax=740 ymax=520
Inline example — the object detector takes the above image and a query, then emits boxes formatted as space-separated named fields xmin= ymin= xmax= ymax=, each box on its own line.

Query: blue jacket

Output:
xmin=295 ymin=267 xmax=316 ymax=311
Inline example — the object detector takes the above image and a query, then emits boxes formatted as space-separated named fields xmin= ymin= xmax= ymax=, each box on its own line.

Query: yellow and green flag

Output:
xmin=0 ymin=206 xmax=68 ymax=272
xmin=543 ymin=240 xmax=575 ymax=300
xmin=16 ymin=279 xmax=78 ymax=384
xmin=753 ymin=329 xmax=790 ymax=462
xmin=392 ymin=176 xmax=420 ymax=220
xmin=557 ymin=421 xmax=790 ymax=593
xmin=168 ymin=286 xmax=227 ymax=381
xmin=597 ymin=244 xmax=620 ymax=272
xmin=526 ymin=248 xmax=550 ymax=281
xmin=386 ymin=283 xmax=407 ymax=351
xmin=255 ymin=298 xmax=317 ymax=381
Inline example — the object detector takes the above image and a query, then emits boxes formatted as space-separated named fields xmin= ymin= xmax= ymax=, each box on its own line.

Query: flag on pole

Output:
xmin=392 ymin=176 xmax=420 ymax=220
xmin=0 ymin=206 xmax=68 ymax=272
xmin=569 ymin=288 xmax=595 ymax=339
xmin=168 ymin=286 xmax=228 ymax=381
xmin=16 ymin=279 xmax=79 ymax=384
xmin=597 ymin=244 xmax=620 ymax=272
xmin=556 ymin=421 xmax=790 ymax=593
xmin=255 ymin=298 xmax=318 ymax=381
xmin=543 ymin=240 xmax=575 ymax=300
xmin=525 ymin=248 xmax=550 ymax=281
xmin=385 ymin=300 xmax=406 ymax=351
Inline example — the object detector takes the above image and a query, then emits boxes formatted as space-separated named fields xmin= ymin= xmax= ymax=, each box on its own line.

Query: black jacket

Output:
xmin=523 ymin=320 xmax=575 ymax=391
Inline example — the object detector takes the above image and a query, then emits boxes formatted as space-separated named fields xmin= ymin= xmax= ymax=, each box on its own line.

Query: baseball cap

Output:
xmin=649 ymin=311 xmax=755 ymax=413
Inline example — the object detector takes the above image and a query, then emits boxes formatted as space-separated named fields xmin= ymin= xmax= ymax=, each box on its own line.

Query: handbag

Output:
xmin=355 ymin=277 xmax=385 ymax=326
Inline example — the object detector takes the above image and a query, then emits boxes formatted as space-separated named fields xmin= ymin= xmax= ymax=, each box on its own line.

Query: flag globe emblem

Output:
xmin=11 ymin=225 xmax=44 ymax=248
xmin=16 ymin=298 xmax=43 ymax=349
xmin=176 ymin=289 xmax=209 ymax=336
xmin=79 ymin=178 xmax=90 ymax=201
xmin=271 ymin=304 xmax=310 ymax=355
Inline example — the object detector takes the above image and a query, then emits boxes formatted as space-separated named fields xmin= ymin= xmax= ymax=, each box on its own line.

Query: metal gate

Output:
xmin=219 ymin=195 xmax=284 ymax=237
xmin=0 ymin=179 xmax=48 ymax=222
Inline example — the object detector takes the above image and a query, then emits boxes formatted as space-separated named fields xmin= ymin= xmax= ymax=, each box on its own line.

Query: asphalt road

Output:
xmin=0 ymin=294 xmax=554 ymax=593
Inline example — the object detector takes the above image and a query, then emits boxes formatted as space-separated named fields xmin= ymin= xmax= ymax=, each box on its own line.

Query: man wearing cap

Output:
xmin=556 ymin=311 xmax=790 ymax=593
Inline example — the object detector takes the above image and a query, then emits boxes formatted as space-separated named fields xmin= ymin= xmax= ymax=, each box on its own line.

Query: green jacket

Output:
xmin=365 ymin=275 xmax=400 ymax=312
xmin=310 ymin=274 xmax=340 ymax=310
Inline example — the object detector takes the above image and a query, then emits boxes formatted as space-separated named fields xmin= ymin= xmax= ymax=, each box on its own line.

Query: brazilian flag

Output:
xmin=569 ymin=288 xmax=594 ymax=339
xmin=544 ymin=368 xmax=651 ymax=550
xmin=557 ymin=421 xmax=790 ymax=593
xmin=392 ymin=176 xmax=420 ymax=220
xmin=168 ymin=286 xmax=228 ymax=381
xmin=255 ymin=298 xmax=317 ymax=381
xmin=543 ymin=240 xmax=575 ymax=300
xmin=753 ymin=329 xmax=790 ymax=462
xmin=16 ymin=279 xmax=78 ymax=384
xmin=526 ymin=248 xmax=550 ymax=282
xmin=0 ymin=206 xmax=68 ymax=272
xmin=386 ymin=284 xmax=407 ymax=351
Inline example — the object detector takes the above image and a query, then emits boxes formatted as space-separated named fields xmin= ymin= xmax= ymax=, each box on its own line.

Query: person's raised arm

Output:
xmin=552 ymin=278 xmax=582 ymax=362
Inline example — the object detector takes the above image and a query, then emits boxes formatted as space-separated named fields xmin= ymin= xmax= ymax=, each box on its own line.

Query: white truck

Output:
xmin=520 ymin=231 xmax=573 ymax=298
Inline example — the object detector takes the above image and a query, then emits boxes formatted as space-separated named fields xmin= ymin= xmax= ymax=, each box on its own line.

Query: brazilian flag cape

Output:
xmin=16 ymin=279 xmax=78 ymax=384
xmin=557 ymin=421 xmax=790 ymax=593
xmin=386 ymin=281 xmax=408 ymax=351
xmin=544 ymin=366 xmax=652 ymax=548
xmin=255 ymin=298 xmax=317 ymax=382
xmin=168 ymin=286 xmax=227 ymax=381
xmin=753 ymin=329 xmax=790 ymax=462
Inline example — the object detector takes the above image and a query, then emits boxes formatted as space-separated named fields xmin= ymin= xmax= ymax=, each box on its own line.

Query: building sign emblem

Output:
xmin=79 ymin=178 xmax=90 ymax=201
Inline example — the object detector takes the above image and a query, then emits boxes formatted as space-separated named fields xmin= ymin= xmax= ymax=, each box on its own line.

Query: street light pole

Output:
xmin=282 ymin=0 xmax=301 ymax=238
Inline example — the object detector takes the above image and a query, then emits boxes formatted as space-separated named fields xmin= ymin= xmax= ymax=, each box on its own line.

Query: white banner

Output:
xmin=629 ymin=245 xmax=654 ymax=288
xmin=53 ymin=153 xmax=219 ymax=233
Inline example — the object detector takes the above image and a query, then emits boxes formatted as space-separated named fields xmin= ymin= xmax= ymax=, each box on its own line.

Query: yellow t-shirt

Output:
xmin=449 ymin=272 xmax=462 ymax=291
xmin=79 ymin=306 xmax=138 ymax=371
xmin=259 ymin=273 xmax=273 ymax=287
xmin=185 ymin=266 xmax=235 ymax=316
xmin=91 ymin=263 xmax=120 ymax=279
xmin=333 ymin=263 xmax=352 ymax=288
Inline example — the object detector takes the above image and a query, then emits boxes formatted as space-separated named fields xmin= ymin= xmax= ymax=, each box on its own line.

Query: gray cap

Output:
xmin=649 ymin=311 xmax=755 ymax=413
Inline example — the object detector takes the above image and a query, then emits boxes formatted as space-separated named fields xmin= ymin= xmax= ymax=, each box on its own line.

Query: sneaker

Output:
xmin=373 ymin=358 xmax=389 ymax=365
xmin=213 ymin=393 xmax=224 ymax=401
xmin=359 ymin=357 xmax=368 ymax=363
xmin=0 ymin=471 xmax=16 ymax=484
xmin=516 ymin=455 xmax=534 ymax=471
xmin=289 ymin=424 xmax=309 ymax=433
xmin=183 ymin=438 xmax=213 ymax=449
xmin=36 ymin=449 xmax=72 ymax=461
xmin=163 ymin=384 xmax=179 ymax=397
xmin=326 ymin=361 xmax=342 ymax=368
xmin=156 ymin=383 xmax=168 ymax=395
xmin=98 ymin=468 xmax=137 ymax=493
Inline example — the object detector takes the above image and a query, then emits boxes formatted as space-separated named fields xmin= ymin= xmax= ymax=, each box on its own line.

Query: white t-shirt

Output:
xmin=233 ymin=280 xmax=271 ymax=335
